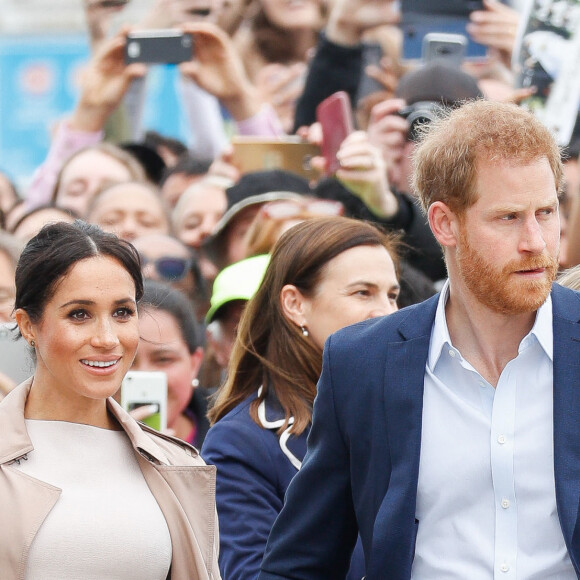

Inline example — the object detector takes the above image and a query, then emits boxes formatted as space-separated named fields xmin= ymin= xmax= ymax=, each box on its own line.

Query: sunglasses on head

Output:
xmin=139 ymin=255 xmax=192 ymax=281
xmin=260 ymin=199 xmax=344 ymax=220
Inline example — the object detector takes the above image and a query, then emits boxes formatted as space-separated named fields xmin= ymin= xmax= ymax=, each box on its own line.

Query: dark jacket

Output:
xmin=202 ymin=389 xmax=365 ymax=580
xmin=258 ymin=285 xmax=580 ymax=579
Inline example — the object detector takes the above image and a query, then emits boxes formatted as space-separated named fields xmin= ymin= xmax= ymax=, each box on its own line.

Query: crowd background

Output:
xmin=1 ymin=0 xmax=580 ymax=577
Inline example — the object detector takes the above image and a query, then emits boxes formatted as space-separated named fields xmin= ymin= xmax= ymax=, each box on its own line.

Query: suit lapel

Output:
xmin=368 ymin=296 xmax=438 ymax=579
xmin=552 ymin=285 xmax=580 ymax=569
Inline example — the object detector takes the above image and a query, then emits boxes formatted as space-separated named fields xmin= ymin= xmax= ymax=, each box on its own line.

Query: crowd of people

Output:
xmin=1 ymin=0 xmax=580 ymax=578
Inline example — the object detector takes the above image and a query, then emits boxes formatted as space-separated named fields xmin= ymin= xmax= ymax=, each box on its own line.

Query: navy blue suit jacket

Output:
xmin=259 ymin=284 xmax=580 ymax=580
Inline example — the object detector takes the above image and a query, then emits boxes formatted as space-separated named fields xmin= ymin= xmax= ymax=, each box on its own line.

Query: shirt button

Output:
xmin=448 ymin=349 xmax=456 ymax=357
xmin=500 ymin=563 xmax=510 ymax=573
xmin=501 ymin=499 xmax=510 ymax=509
xmin=498 ymin=435 xmax=506 ymax=444
xmin=479 ymin=381 xmax=486 ymax=388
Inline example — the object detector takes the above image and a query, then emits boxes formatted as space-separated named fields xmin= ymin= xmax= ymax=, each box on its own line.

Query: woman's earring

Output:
xmin=30 ymin=340 xmax=35 ymax=347
xmin=300 ymin=325 xmax=309 ymax=337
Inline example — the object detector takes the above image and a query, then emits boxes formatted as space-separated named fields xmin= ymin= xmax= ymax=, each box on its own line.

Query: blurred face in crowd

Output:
xmin=132 ymin=307 xmax=203 ymax=430
xmin=132 ymin=234 xmax=197 ymax=300
xmin=56 ymin=150 xmax=134 ymax=217
xmin=222 ymin=205 xmax=262 ymax=266
xmin=12 ymin=208 xmax=76 ymax=243
xmin=0 ymin=250 xmax=16 ymax=323
xmin=206 ymin=300 xmax=246 ymax=369
xmin=161 ymin=172 xmax=206 ymax=208
xmin=450 ymin=157 xmax=560 ymax=315
xmin=285 ymin=244 xmax=400 ymax=351
xmin=174 ymin=182 xmax=227 ymax=249
xmin=88 ymin=183 xmax=170 ymax=242
xmin=259 ymin=0 xmax=322 ymax=29
xmin=216 ymin=0 xmax=250 ymax=34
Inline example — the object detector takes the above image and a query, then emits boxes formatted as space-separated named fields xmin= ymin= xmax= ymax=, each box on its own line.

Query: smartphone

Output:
xmin=121 ymin=371 xmax=167 ymax=431
xmin=401 ymin=0 xmax=486 ymax=61
xmin=356 ymin=43 xmax=385 ymax=104
xmin=99 ymin=0 xmax=129 ymax=7
xmin=231 ymin=136 xmax=321 ymax=180
xmin=316 ymin=91 xmax=354 ymax=175
xmin=0 ymin=324 xmax=33 ymax=385
xmin=125 ymin=30 xmax=194 ymax=65
xmin=422 ymin=33 xmax=467 ymax=67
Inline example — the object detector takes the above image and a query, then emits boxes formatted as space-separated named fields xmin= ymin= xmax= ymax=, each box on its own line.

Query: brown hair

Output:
xmin=209 ymin=216 xmax=399 ymax=435
xmin=412 ymin=99 xmax=564 ymax=215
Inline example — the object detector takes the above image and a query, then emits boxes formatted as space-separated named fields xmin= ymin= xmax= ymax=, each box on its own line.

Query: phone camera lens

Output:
xmin=127 ymin=42 xmax=140 ymax=59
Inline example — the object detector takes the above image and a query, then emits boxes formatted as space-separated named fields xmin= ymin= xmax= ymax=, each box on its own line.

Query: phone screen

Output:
xmin=128 ymin=402 xmax=162 ymax=430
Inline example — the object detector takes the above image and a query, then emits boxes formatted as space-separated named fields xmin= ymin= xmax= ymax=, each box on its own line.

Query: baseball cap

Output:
xmin=206 ymin=254 xmax=270 ymax=324
xmin=395 ymin=62 xmax=483 ymax=106
xmin=202 ymin=170 xmax=312 ymax=266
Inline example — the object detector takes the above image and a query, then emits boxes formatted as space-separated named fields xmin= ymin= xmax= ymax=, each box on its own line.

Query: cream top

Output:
xmin=15 ymin=419 xmax=172 ymax=580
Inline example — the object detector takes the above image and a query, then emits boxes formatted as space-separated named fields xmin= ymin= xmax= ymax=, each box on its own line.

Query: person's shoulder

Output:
xmin=553 ymin=282 xmax=580 ymax=313
xmin=203 ymin=394 xmax=267 ymax=449
xmin=328 ymin=296 xmax=438 ymax=351
xmin=202 ymin=394 xmax=284 ymax=467
xmin=138 ymin=423 xmax=209 ymax=468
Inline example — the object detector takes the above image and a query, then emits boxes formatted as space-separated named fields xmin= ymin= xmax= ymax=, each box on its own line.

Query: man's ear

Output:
xmin=15 ymin=309 xmax=35 ymax=345
xmin=280 ymin=284 xmax=307 ymax=327
xmin=428 ymin=201 xmax=460 ymax=248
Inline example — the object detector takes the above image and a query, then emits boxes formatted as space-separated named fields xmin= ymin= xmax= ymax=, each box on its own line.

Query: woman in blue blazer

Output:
xmin=202 ymin=216 xmax=401 ymax=580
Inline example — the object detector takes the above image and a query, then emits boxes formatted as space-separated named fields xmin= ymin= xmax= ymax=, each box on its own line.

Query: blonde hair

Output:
xmin=557 ymin=265 xmax=580 ymax=291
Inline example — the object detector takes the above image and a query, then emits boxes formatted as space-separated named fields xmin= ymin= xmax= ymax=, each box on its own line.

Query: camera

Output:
xmin=397 ymin=101 xmax=444 ymax=142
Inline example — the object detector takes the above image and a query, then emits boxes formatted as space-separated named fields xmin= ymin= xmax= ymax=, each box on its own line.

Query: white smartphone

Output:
xmin=121 ymin=371 xmax=167 ymax=432
xmin=422 ymin=33 xmax=467 ymax=67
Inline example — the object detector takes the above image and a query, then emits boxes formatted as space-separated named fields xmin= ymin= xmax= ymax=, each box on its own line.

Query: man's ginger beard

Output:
xmin=455 ymin=224 xmax=559 ymax=315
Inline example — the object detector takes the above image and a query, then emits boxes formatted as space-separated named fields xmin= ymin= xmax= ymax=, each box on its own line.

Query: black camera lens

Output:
xmin=396 ymin=101 xmax=445 ymax=142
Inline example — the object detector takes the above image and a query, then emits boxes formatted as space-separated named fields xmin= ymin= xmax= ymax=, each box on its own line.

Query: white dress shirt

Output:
xmin=411 ymin=282 xmax=575 ymax=579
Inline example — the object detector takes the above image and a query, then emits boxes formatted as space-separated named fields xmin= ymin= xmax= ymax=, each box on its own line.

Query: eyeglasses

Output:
xmin=260 ymin=199 xmax=344 ymax=220
xmin=139 ymin=255 xmax=192 ymax=281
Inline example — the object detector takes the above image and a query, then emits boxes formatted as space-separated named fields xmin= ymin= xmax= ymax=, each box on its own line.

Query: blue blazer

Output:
xmin=201 ymin=391 xmax=365 ymax=580
xmin=259 ymin=284 xmax=580 ymax=580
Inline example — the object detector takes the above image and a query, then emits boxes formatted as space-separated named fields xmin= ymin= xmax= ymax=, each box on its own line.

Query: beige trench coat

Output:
xmin=0 ymin=379 xmax=221 ymax=580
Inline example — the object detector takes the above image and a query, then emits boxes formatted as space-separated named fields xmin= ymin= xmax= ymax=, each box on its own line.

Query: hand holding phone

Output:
xmin=316 ymin=91 xmax=355 ymax=176
xmin=121 ymin=371 xmax=168 ymax=431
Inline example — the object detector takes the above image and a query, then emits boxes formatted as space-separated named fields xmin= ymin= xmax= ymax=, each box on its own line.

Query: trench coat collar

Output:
xmin=0 ymin=378 xmax=195 ymax=467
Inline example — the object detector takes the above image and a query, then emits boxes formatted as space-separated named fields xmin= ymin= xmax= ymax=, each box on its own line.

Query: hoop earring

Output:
xmin=300 ymin=326 xmax=309 ymax=337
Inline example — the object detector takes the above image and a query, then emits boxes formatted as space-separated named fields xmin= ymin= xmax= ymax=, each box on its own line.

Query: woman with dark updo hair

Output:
xmin=0 ymin=220 xmax=220 ymax=580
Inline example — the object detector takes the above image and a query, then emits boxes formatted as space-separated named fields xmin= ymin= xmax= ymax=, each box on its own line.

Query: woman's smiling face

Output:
xmin=20 ymin=255 xmax=140 ymax=416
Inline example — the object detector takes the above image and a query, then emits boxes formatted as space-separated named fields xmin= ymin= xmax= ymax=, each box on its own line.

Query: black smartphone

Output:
xmin=99 ymin=0 xmax=130 ymax=6
xmin=356 ymin=43 xmax=385 ymax=104
xmin=125 ymin=30 xmax=194 ymax=65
